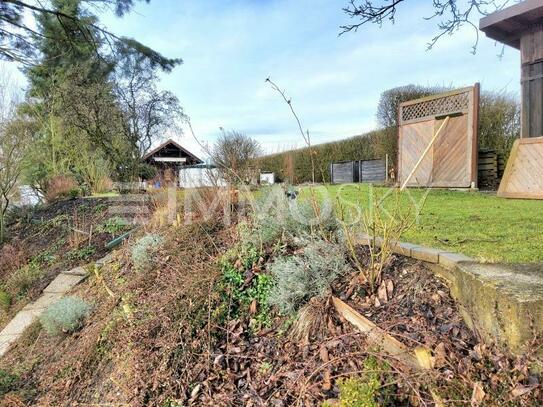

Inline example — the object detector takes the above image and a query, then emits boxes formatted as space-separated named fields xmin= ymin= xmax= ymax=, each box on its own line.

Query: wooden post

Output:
xmin=385 ymin=154 xmax=389 ymax=182
xmin=400 ymin=116 xmax=450 ymax=190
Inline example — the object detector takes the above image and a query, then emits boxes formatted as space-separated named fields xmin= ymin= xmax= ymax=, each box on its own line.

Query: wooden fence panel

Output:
xmin=399 ymin=120 xmax=434 ymax=187
xmin=331 ymin=162 xmax=354 ymax=183
xmin=398 ymin=85 xmax=479 ymax=188
xmin=360 ymin=159 xmax=386 ymax=183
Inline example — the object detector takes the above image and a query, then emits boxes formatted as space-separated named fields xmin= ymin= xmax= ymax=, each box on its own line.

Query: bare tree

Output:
xmin=114 ymin=54 xmax=185 ymax=157
xmin=211 ymin=130 xmax=262 ymax=185
xmin=0 ymin=69 xmax=28 ymax=241
xmin=341 ymin=0 xmax=512 ymax=52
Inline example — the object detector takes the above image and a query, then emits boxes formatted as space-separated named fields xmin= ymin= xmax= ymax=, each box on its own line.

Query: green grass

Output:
xmin=300 ymin=184 xmax=543 ymax=263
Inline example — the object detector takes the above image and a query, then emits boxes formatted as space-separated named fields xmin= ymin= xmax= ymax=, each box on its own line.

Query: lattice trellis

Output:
xmin=401 ymin=91 xmax=470 ymax=122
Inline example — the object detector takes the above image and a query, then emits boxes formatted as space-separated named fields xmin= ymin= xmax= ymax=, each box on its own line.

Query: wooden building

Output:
xmin=143 ymin=139 xmax=203 ymax=186
xmin=480 ymin=0 xmax=543 ymax=199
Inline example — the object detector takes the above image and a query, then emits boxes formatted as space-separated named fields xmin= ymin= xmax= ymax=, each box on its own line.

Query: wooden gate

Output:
xmin=398 ymin=85 xmax=479 ymax=188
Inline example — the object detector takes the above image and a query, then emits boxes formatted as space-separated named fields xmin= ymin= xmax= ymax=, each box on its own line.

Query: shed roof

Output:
xmin=480 ymin=0 xmax=543 ymax=49
xmin=143 ymin=139 xmax=203 ymax=164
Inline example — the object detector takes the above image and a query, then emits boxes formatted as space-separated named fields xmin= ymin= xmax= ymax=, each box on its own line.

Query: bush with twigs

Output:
xmin=268 ymin=238 xmax=349 ymax=314
xmin=131 ymin=234 xmax=164 ymax=271
xmin=39 ymin=296 xmax=92 ymax=336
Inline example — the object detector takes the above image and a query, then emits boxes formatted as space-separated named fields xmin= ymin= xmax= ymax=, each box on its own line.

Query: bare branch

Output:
xmin=340 ymin=0 xmax=512 ymax=51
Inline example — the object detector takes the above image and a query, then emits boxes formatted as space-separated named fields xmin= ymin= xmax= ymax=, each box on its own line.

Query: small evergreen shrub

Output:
xmin=66 ymin=245 xmax=96 ymax=261
xmin=218 ymin=242 xmax=274 ymax=328
xmin=268 ymin=239 xmax=349 ymax=314
xmin=131 ymin=234 xmax=164 ymax=271
xmin=0 ymin=369 xmax=18 ymax=396
xmin=97 ymin=216 xmax=129 ymax=235
xmin=0 ymin=290 xmax=11 ymax=312
xmin=39 ymin=296 xmax=92 ymax=336
xmin=5 ymin=261 xmax=42 ymax=297
xmin=329 ymin=356 xmax=392 ymax=407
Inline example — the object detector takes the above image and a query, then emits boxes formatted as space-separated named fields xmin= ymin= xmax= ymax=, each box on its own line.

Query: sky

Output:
xmin=7 ymin=0 xmax=521 ymax=159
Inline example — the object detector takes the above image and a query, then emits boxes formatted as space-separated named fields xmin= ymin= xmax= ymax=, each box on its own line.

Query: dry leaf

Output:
xmin=319 ymin=346 xmax=329 ymax=363
xmin=471 ymin=382 xmax=485 ymax=406
xmin=249 ymin=299 xmax=257 ymax=315
xmin=415 ymin=347 xmax=434 ymax=370
xmin=511 ymin=384 xmax=537 ymax=398
xmin=434 ymin=342 xmax=447 ymax=368
xmin=386 ymin=279 xmax=394 ymax=297
xmin=378 ymin=282 xmax=388 ymax=303
xmin=322 ymin=369 xmax=332 ymax=391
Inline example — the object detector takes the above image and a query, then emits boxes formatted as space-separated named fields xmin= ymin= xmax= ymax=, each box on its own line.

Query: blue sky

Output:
xmin=9 ymin=0 xmax=521 ymax=158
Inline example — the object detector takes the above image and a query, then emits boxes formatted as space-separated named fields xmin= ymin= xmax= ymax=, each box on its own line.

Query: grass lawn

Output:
xmin=301 ymin=184 xmax=543 ymax=264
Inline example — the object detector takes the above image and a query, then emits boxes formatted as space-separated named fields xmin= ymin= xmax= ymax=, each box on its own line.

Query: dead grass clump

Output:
xmin=44 ymin=175 xmax=79 ymax=203
xmin=0 ymin=244 xmax=27 ymax=279
xmin=183 ymin=186 xmax=246 ymax=226
xmin=290 ymin=297 xmax=331 ymax=343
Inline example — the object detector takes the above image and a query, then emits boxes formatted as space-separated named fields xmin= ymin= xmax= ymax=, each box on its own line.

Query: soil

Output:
xmin=339 ymin=249 xmax=478 ymax=356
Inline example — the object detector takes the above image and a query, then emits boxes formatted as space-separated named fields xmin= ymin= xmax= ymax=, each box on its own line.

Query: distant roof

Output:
xmin=143 ymin=139 xmax=203 ymax=164
xmin=479 ymin=0 xmax=543 ymax=49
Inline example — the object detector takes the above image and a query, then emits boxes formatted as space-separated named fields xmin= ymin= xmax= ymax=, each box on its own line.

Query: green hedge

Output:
xmin=257 ymin=129 xmax=395 ymax=183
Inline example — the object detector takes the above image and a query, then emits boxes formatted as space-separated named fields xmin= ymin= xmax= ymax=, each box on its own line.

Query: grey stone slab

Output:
xmin=438 ymin=252 xmax=474 ymax=270
xmin=410 ymin=246 xmax=441 ymax=263
xmin=23 ymin=292 xmax=63 ymax=311
xmin=0 ymin=335 xmax=18 ymax=357
xmin=439 ymin=262 xmax=543 ymax=354
xmin=0 ymin=310 xmax=39 ymax=337
xmin=44 ymin=273 xmax=87 ymax=294
xmin=391 ymin=241 xmax=418 ymax=257
xmin=62 ymin=266 xmax=87 ymax=276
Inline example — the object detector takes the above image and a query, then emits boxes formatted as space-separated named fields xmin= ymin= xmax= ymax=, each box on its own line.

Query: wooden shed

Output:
xmin=480 ymin=0 xmax=543 ymax=199
xmin=143 ymin=139 xmax=203 ymax=186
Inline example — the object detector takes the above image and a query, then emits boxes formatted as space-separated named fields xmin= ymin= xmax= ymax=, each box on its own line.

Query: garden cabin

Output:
xmin=143 ymin=139 xmax=203 ymax=186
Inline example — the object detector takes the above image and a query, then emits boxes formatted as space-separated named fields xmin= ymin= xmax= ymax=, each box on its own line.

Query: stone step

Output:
xmin=43 ymin=273 xmax=87 ymax=294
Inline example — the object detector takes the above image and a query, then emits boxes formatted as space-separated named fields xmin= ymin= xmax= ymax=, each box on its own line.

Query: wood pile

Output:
xmin=478 ymin=149 xmax=504 ymax=190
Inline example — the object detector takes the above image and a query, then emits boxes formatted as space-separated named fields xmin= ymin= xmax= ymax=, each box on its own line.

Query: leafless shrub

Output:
xmin=338 ymin=187 xmax=422 ymax=293
xmin=44 ymin=175 xmax=79 ymax=202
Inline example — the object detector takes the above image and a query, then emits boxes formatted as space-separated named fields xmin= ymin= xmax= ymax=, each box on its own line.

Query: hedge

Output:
xmin=257 ymin=129 xmax=395 ymax=183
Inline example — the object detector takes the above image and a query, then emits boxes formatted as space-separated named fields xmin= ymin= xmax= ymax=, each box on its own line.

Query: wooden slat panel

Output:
xmin=331 ymin=162 xmax=354 ymax=184
xmin=360 ymin=160 xmax=386 ymax=183
xmin=432 ymin=114 xmax=470 ymax=187
xmin=399 ymin=120 xmax=434 ymax=187
xmin=498 ymin=137 xmax=543 ymax=199
xmin=398 ymin=85 xmax=478 ymax=189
